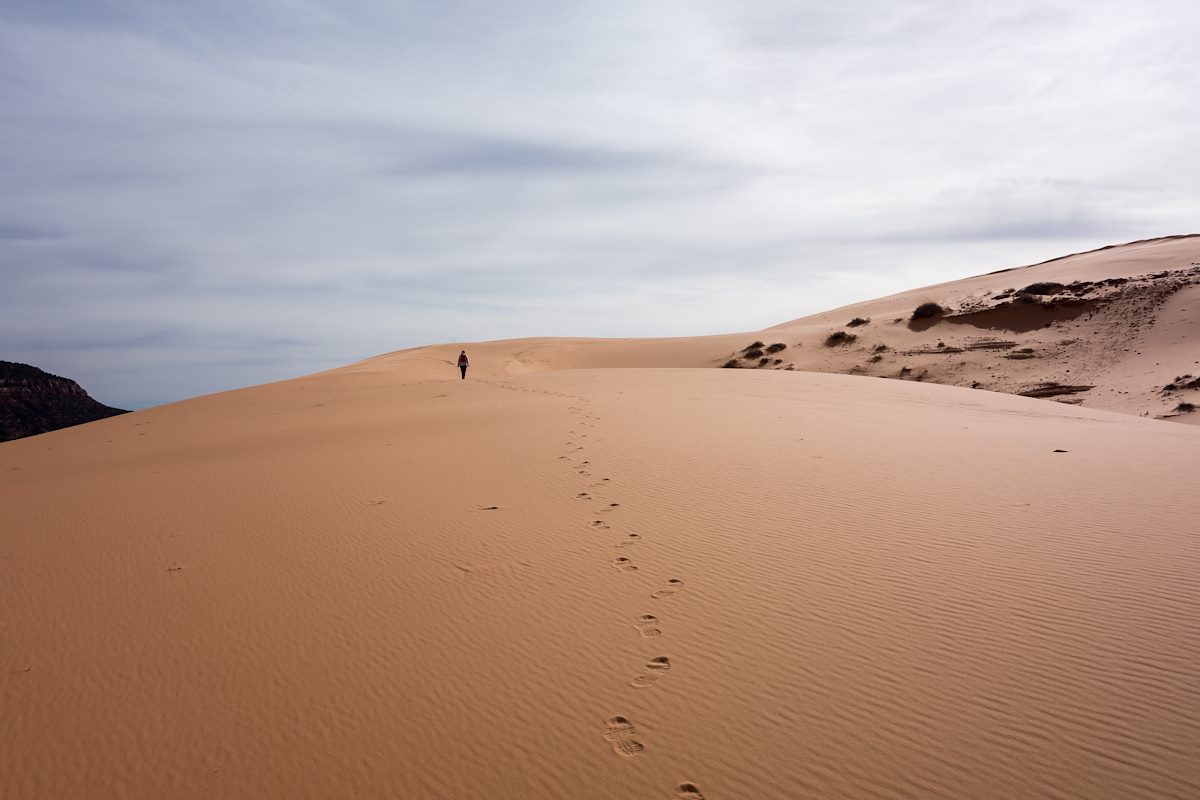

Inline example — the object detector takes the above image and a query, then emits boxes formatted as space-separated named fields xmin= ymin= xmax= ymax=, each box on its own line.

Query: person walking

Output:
xmin=457 ymin=350 xmax=469 ymax=380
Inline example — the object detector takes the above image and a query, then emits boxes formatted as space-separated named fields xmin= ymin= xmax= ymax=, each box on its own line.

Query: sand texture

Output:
xmin=3 ymin=237 xmax=1200 ymax=799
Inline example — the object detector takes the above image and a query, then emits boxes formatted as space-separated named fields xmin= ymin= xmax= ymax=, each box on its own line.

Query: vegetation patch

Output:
xmin=824 ymin=331 xmax=857 ymax=347
xmin=722 ymin=359 xmax=739 ymax=368
xmin=742 ymin=348 xmax=764 ymax=360
xmin=1163 ymin=374 xmax=1200 ymax=393
xmin=846 ymin=317 xmax=870 ymax=327
xmin=911 ymin=302 xmax=945 ymax=320
xmin=764 ymin=342 xmax=787 ymax=354
xmin=1022 ymin=282 xmax=1067 ymax=295
xmin=1176 ymin=402 xmax=1197 ymax=413
xmin=741 ymin=341 xmax=765 ymax=352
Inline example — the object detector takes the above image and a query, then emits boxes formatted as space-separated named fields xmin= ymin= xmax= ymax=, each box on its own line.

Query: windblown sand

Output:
xmin=3 ymin=239 xmax=1200 ymax=799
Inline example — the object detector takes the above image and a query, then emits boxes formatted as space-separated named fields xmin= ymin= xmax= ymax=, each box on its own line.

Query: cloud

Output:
xmin=1 ymin=0 xmax=1198 ymax=407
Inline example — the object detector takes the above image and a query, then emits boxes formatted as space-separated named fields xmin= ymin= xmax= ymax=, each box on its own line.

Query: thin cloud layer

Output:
xmin=2 ymin=0 xmax=1197 ymax=407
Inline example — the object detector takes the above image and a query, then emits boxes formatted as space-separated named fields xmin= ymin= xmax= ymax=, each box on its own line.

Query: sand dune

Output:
xmin=4 ymin=238 xmax=1200 ymax=799
xmin=376 ymin=235 xmax=1200 ymax=421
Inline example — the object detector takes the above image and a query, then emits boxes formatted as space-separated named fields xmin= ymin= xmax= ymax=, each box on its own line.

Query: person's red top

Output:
xmin=458 ymin=353 xmax=468 ymax=366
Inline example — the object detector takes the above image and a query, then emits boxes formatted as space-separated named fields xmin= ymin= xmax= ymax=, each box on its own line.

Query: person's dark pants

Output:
xmin=460 ymin=365 xmax=467 ymax=379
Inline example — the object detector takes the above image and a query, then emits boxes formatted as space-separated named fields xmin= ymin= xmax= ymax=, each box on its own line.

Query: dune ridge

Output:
xmin=373 ymin=235 xmax=1200 ymax=421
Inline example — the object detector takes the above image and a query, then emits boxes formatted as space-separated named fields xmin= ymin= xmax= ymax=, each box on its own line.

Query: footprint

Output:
xmin=478 ymin=506 xmax=500 ymax=511
xmin=630 ymin=656 xmax=671 ymax=688
xmin=576 ymin=492 xmax=591 ymax=500
xmin=590 ymin=520 xmax=611 ymax=530
xmin=651 ymin=579 xmax=684 ymax=599
xmin=614 ymin=532 xmax=641 ymax=547
xmin=673 ymin=783 xmax=705 ymax=799
xmin=611 ymin=557 xmax=638 ymax=572
xmin=602 ymin=716 xmax=645 ymax=757
xmin=634 ymin=614 xmax=662 ymax=638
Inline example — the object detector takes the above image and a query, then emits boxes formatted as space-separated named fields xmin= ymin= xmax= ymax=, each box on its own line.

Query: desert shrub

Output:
xmin=722 ymin=359 xmax=739 ymax=368
xmin=1164 ymin=375 xmax=1200 ymax=392
xmin=765 ymin=342 xmax=787 ymax=354
xmin=1176 ymin=402 xmax=1197 ymax=413
xmin=1022 ymin=282 xmax=1066 ymax=295
xmin=911 ymin=302 xmax=944 ymax=320
xmin=868 ymin=354 xmax=883 ymax=363
xmin=742 ymin=348 xmax=764 ymax=360
xmin=742 ymin=341 xmax=765 ymax=352
xmin=846 ymin=317 xmax=870 ymax=327
xmin=824 ymin=331 xmax=857 ymax=347
xmin=759 ymin=357 xmax=770 ymax=366
xmin=899 ymin=366 xmax=912 ymax=375
xmin=873 ymin=343 xmax=889 ymax=352
xmin=773 ymin=358 xmax=783 ymax=365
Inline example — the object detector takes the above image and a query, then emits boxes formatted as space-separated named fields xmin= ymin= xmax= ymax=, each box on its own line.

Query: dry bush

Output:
xmin=1022 ymin=282 xmax=1066 ymax=295
xmin=824 ymin=331 xmax=857 ymax=347
xmin=911 ymin=302 xmax=944 ymax=320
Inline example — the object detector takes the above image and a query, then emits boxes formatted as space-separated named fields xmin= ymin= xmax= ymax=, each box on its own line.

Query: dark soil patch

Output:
xmin=947 ymin=298 xmax=1096 ymax=333
xmin=1018 ymin=383 xmax=1094 ymax=398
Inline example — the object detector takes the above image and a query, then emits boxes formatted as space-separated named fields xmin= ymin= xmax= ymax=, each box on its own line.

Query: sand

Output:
xmin=3 ymin=237 xmax=1200 ymax=799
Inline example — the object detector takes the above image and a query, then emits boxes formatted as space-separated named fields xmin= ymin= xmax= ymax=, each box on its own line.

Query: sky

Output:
xmin=2 ymin=0 xmax=1197 ymax=409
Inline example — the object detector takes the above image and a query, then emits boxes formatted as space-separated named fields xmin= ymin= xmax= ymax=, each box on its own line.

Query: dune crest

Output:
xmin=372 ymin=235 xmax=1200 ymax=421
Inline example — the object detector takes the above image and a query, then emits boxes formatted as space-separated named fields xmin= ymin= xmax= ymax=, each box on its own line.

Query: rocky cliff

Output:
xmin=1 ymin=361 xmax=128 ymax=442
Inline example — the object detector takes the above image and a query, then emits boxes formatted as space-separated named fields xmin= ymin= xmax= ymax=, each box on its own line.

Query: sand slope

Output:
xmin=375 ymin=235 xmax=1200 ymax=422
xmin=4 ymin=357 xmax=1200 ymax=798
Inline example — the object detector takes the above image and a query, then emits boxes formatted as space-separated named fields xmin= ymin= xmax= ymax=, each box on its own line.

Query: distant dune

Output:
xmin=377 ymin=234 xmax=1200 ymax=422
xmin=3 ymin=237 xmax=1199 ymax=799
